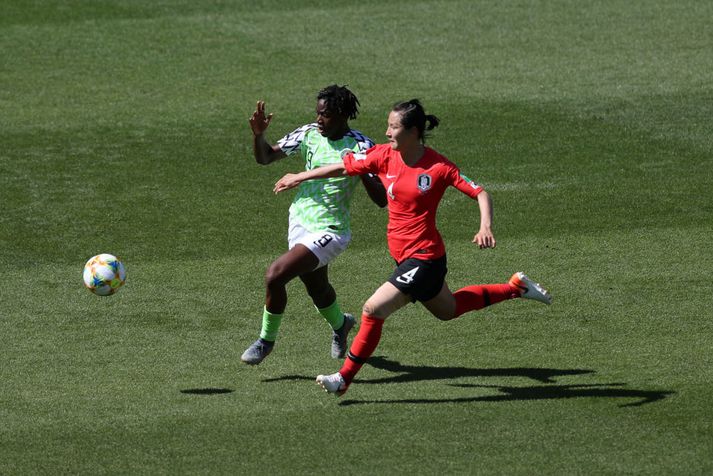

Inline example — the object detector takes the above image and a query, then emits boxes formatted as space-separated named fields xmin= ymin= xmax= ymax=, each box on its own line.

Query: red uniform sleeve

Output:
xmin=343 ymin=144 xmax=385 ymax=176
xmin=449 ymin=165 xmax=483 ymax=199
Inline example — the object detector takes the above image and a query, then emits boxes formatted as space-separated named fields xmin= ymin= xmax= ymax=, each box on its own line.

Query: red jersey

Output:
xmin=344 ymin=144 xmax=483 ymax=263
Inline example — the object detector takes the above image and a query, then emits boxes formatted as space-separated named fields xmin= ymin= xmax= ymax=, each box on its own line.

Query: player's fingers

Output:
xmin=474 ymin=234 xmax=494 ymax=249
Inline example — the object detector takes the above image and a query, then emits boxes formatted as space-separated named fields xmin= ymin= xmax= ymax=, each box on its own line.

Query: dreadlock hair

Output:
xmin=317 ymin=84 xmax=361 ymax=120
xmin=392 ymin=99 xmax=440 ymax=143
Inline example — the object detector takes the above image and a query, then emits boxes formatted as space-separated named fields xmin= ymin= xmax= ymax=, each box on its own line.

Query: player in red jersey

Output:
xmin=274 ymin=99 xmax=552 ymax=396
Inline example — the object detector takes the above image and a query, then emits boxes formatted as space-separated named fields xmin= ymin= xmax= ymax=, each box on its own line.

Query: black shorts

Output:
xmin=388 ymin=255 xmax=448 ymax=302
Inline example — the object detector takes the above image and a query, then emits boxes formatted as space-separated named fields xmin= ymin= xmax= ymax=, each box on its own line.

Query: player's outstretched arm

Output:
xmin=274 ymin=163 xmax=347 ymax=193
xmin=249 ymin=100 xmax=286 ymax=165
xmin=472 ymin=190 xmax=495 ymax=249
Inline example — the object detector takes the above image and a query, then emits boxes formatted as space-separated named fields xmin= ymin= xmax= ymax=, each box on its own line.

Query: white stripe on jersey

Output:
xmin=345 ymin=129 xmax=375 ymax=153
xmin=277 ymin=123 xmax=317 ymax=155
xmin=277 ymin=124 xmax=374 ymax=155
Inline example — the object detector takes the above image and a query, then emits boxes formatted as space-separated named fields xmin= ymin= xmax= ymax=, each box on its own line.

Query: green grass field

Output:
xmin=2 ymin=0 xmax=712 ymax=474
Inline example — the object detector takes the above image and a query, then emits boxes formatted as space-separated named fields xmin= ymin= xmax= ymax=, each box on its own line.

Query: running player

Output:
xmin=273 ymin=99 xmax=552 ymax=395
xmin=241 ymin=85 xmax=386 ymax=365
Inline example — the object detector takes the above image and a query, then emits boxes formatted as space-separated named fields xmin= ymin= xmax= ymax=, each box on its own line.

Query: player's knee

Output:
xmin=363 ymin=299 xmax=388 ymax=319
xmin=362 ymin=300 xmax=376 ymax=317
xmin=265 ymin=263 xmax=289 ymax=289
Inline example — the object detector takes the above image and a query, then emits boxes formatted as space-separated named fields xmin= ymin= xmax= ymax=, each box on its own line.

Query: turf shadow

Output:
xmin=262 ymin=356 xmax=594 ymax=386
xmin=337 ymin=357 xmax=673 ymax=407
xmin=263 ymin=356 xmax=673 ymax=407
xmin=339 ymin=382 xmax=673 ymax=407
xmin=180 ymin=388 xmax=234 ymax=395
xmin=363 ymin=356 xmax=594 ymax=384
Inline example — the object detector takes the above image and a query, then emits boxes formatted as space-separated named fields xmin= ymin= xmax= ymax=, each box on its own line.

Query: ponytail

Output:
xmin=425 ymin=114 xmax=440 ymax=131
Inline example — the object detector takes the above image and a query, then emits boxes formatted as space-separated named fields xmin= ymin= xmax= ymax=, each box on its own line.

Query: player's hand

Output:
xmin=249 ymin=100 xmax=273 ymax=136
xmin=274 ymin=173 xmax=302 ymax=193
xmin=473 ymin=227 xmax=496 ymax=249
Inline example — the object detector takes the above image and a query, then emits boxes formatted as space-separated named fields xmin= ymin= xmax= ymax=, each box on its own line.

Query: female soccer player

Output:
xmin=241 ymin=85 xmax=386 ymax=365
xmin=273 ymin=99 xmax=552 ymax=395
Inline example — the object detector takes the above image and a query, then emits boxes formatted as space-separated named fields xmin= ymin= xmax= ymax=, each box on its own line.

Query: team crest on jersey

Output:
xmin=417 ymin=174 xmax=432 ymax=192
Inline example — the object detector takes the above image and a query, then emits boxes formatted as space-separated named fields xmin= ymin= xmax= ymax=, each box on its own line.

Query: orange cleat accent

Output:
xmin=509 ymin=272 xmax=553 ymax=305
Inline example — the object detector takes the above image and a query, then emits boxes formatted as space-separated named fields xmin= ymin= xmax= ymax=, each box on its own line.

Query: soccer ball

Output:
xmin=83 ymin=253 xmax=126 ymax=296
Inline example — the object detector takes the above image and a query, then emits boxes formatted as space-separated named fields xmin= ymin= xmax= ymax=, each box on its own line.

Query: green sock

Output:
xmin=259 ymin=307 xmax=283 ymax=342
xmin=316 ymin=300 xmax=345 ymax=331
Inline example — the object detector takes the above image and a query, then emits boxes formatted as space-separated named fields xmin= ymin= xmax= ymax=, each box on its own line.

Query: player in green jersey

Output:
xmin=241 ymin=85 xmax=386 ymax=365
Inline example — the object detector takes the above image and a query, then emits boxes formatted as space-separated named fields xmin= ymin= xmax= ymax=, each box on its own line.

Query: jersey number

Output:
xmin=396 ymin=266 xmax=420 ymax=284
xmin=314 ymin=235 xmax=333 ymax=248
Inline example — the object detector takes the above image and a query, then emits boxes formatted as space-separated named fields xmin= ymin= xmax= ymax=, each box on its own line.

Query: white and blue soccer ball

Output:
xmin=83 ymin=253 xmax=126 ymax=296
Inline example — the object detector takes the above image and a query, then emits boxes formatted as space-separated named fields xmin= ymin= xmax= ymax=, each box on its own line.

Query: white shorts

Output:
xmin=288 ymin=219 xmax=351 ymax=270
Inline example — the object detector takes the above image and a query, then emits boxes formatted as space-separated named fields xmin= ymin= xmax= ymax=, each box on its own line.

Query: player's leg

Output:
xmin=299 ymin=264 xmax=335 ymax=309
xmin=316 ymin=282 xmax=411 ymax=396
xmin=241 ymin=245 xmax=319 ymax=365
xmin=445 ymin=272 xmax=552 ymax=320
xmin=421 ymin=281 xmax=457 ymax=320
xmin=299 ymin=266 xmax=355 ymax=358
xmin=294 ymin=226 xmax=354 ymax=357
xmin=450 ymin=279 xmax=520 ymax=318
xmin=265 ymin=244 xmax=319 ymax=313
xmin=330 ymin=256 xmax=438 ymax=385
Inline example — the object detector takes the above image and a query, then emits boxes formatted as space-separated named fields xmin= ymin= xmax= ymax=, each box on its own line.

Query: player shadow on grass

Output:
xmin=263 ymin=356 xmax=673 ymax=407
xmin=262 ymin=356 xmax=594 ymax=386
xmin=363 ymin=356 xmax=594 ymax=384
xmin=337 ymin=356 xmax=673 ymax=408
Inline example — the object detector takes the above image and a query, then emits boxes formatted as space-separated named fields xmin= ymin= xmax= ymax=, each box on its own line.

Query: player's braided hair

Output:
xmin=317 ymin=84 xmax=360 ymax=120
xmin=392 ymin=99 xmax=440 ymax=142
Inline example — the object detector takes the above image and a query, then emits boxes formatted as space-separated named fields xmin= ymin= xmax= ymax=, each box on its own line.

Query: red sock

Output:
xmin=453 ymin=283 xmax=520 ymax=318
xmin=339 ymin=314 xmax=384 ymax=385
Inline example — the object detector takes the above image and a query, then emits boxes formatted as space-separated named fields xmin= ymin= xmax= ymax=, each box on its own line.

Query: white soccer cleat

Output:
xmin=509 ymin=272 xmax=552 ymax=305
xmin=316 ymin=372 xmax=348 ymax=397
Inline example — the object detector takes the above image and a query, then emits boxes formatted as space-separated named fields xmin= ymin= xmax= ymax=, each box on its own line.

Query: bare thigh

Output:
xmin=363 ymin=281 xmax=412 ymax=319
xmin=421 ymin=281 xmax=457 ymax=321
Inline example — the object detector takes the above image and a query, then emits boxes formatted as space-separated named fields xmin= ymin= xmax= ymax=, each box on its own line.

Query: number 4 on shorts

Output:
xmin=396 ymin=266 xmax=420 ymax=284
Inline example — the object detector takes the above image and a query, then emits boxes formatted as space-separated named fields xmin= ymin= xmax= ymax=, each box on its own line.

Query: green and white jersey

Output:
xmin=277 ymin=123 xmax=375 ymax=234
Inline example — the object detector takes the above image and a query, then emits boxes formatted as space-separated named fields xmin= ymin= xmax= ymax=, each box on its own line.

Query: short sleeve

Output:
xmin=276 ymin=123 xmax=317 ymax=156
xmin=346 ymin=129 xmax=376 ymax=153
xmin=450 ymin=166 xmax=483 ymax=199
xmin=343 ymin=145 xmax=384 ymax=176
